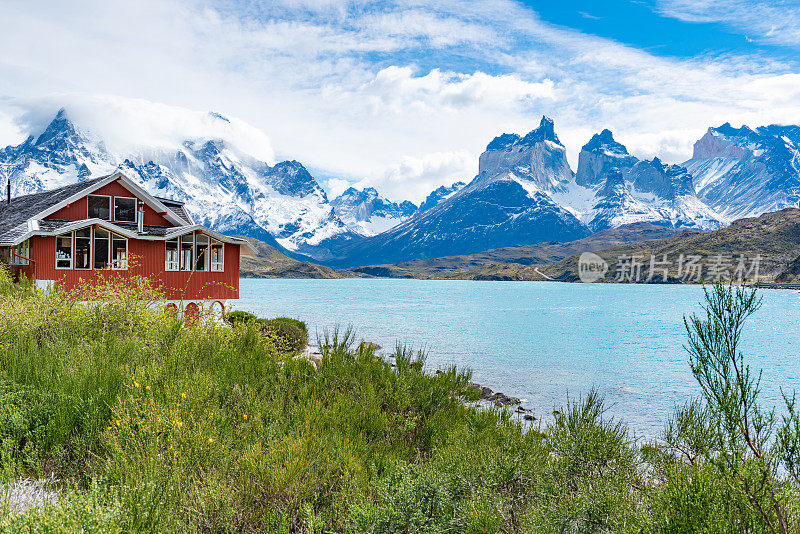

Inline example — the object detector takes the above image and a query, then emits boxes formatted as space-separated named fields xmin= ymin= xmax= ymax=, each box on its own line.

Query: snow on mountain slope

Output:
xmin=683 ymin=123 xmax=800 ymax=219
xmin=418 ymin=181 xmax=466 ymax=212
xmin=333 ymin=118 xmax=591 ymax=266
xmin=0 ymin=105 xmax=355 ymax=258
xmin=330 ymin=187 xmax=417 ymax=236
xmin=554 ymin=130 xmax=726 ymax=232
xmin=478 ymin=116 xmax=573 ymax=194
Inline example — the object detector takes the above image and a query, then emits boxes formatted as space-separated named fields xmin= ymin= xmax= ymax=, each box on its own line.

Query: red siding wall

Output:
xmin=46 ymin=181 xmax=173 ymax=226
xmin=24 ymin=234 xmax=240 ymax=300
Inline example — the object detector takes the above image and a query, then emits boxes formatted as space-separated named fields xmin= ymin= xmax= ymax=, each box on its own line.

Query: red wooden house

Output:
xmin=0 ymin=172 xmax=254 ymax=315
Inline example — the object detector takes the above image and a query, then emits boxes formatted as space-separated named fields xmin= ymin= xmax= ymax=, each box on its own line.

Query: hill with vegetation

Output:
xmin=417 ymin=208 xmax=800 ymax=282
xmin=344 ymin=223 xmax=686 ymax=279
xmin=1 ymin=268 xmax=799 ymax=530
xmin=237 ymin=236 xmax=355 ymax=279
xmin=534 ymin=208 xmax=800 ymax=283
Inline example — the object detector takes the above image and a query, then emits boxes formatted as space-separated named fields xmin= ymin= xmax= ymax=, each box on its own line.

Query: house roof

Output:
xmin=0 ymin=176 xmax=109 ymax=245
xmin=154 ymin=196 xmax=194 ymax=225
xmin=0 ymin=173 xmax=254 ymax=254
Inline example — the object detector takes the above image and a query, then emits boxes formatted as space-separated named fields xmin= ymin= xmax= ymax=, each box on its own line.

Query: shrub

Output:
xmin=2 ymin=273 xmax=800 ymax=532
xmin=224 ymin=310 xmax=258 ymax=326
xmin=259 ymin=318 xmax=308 ymax=353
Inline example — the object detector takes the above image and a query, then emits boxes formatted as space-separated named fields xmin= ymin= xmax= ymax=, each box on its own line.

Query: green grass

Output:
xmin=0 ymin=264 xmax=798 ymax=532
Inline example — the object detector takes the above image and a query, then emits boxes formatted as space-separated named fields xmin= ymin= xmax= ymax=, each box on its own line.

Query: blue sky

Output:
xmin=531 ymin=0 xmax=791 ymax=59
xmin=1 ymin=0 xmax=799 ymax=202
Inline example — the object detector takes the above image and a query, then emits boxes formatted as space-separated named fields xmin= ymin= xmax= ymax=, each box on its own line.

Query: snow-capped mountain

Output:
xmin=555 ymin=130 xmax=725 ymax=231
xmin=0 ymin=108 xmax=355 ymax=258
xmin=478 ymin=116 xmax=573 ymax=194
xmin=5 ymin=102 xmax=798 ymax=268
xmin=334 ymin=118 xmax=591 ymax=266
xmin=330 ymin=187 xmax=417 ymax=237
xmin=332 ymin=119 xmax=727 ymax=266
xmin=683 ymin=123 xmax=800 ymax=219
xmin=418 ymin=181 xmax=466 ymax=212
xmin=574 ymin=129 xmax=637 ymax=187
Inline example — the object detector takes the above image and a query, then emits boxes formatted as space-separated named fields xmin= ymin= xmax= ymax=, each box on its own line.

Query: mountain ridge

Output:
xmin=3 ymin=104 xmax=800 ymax=267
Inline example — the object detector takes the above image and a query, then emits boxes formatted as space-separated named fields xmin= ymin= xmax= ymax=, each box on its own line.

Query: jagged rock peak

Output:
xmin=521 ymin=116 xmax=561 ymax=146
xmin=35 ymin=108 xmax=81 ymax=146
xmin=419 ymin=181 xmax=466 ymax=212
xmin=485 ymin=116 xmax=561 ymax=151
xmin=486 ymin=133 xmax=520 ymax=151
xmin=268 ymin=160 xmax=320 ymax=198
xmin=582 ymin=129 xmax=629 ymax=156
xmin=598 ymin=167 xmax=626 ymax=197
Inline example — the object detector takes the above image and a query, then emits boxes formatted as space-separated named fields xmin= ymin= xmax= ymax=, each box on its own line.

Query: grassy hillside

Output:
xmin=535 ymin=208 xmax=800 ymax=283
xmin=1 ymin=268 xmax=799 ymax=531
xmin=346 ymin=223 xmax=687 ymax=279
xmin=439 ymin=209 xmax=800 ymax=282
xmin=238 ymin=236 xmax=356 ymax=279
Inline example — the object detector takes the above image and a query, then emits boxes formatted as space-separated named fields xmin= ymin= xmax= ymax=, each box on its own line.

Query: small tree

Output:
xmin=681 ymin=283 xmax=792 ymax=532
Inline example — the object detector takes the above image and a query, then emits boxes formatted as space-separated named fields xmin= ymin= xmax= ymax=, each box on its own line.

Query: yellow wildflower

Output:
xmin=146 ymin=385 xmax=151 ymax=391
xmin=115 ymin=420 xmax=120 ymax=427
xmin=134 ymin=381 xmax=140 ymax=388
xmin=208 ymin=437 xmax=214 ymax=444
xmin=181 ymin=392 xmax=187 ymax=399
xmin=243 ymin=414 xmax=247 ymax=420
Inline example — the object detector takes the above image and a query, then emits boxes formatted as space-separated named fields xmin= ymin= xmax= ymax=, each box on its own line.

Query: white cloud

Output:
xmin=6 ymin=94 xmax=275 ymax=162
xmin=357 ymin=66 xmax=554 ymax=114
xmin=1 ymin=0 xmax=800 ymax=201
xmin=655 ymin=0 xmax=800 ymax=46
xmin=323 ymin=177 xmax=354 ymax=199
xmin=377 ymin=150 xmax=474 ymax=202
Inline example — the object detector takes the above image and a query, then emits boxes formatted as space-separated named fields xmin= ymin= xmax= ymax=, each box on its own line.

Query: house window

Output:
xmin=94 ymin=228 xmax=110 ymax=270
xmin=111 ymin=234 xmax=128 ymax=270
xmin=180 ymin=235 xmax=194 ymax=271
xmin=195 ymin=234 xmax=209 ymax=271
xmin=74 ymin=229 xmax=91 ymax=269
xmin=88 ymin=195 xmax=111 ymax=220
xmin=114 ymin=197 xmax=137 ymax=223
xmin=9 ymin=240 xmax=30 ymax=266
xmin=165 ymin=238 xmax=179 ymax=271
xmin=210 ymin=240 xmax=224 ymax=272
xmin=56 ymin=233 xmax=72 ymax=269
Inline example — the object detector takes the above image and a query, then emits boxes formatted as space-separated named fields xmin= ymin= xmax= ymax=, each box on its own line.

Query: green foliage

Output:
xmin=226 ymin=310 xmax=308 ymax=352
xmin=1 ymin=268 xmax=800 ymax=532
xmin=0 ymin=479 xmax=123 ymax=533
xmin=676 ymin=283 xmax=799 ymax=532
xmin=224 ymin=310 xmax=258 ymax=325
xmin=0 ymin=381 xmax=54 ymax=476
xmin=260 ymin=317 xmax=308 ymax=353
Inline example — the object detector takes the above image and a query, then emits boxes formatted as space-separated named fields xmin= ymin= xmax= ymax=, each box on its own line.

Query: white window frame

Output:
xmin=179 ymin=234 xmax=194 ymax=272
xmin=165 ymin=238 xmax=179 ymax=271
xmin=113 ymin=196 xmax=138 ymax=223
xmin=111 ymin=233 xmax=128 ymax=270
xmin=87 ymin=194 xmax=112 ymax=221
xmin=55 ymin=232 xmax=73 ymax=270
xmin=9 ymin=239 xmax=30 ymax=266
xmin=93 ymin=227 xmax=111 ymax=270
xmin=195 ymin=234 xmax=209 ymax=272
xmin=210 ymin=239 xmax=224 ymax=272
xmin=74 ymin=228 xmax=92 ymax=270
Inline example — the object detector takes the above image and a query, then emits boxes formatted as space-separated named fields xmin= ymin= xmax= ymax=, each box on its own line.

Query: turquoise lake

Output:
xmin=230 ymin=279 xmax=800 ymax=438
